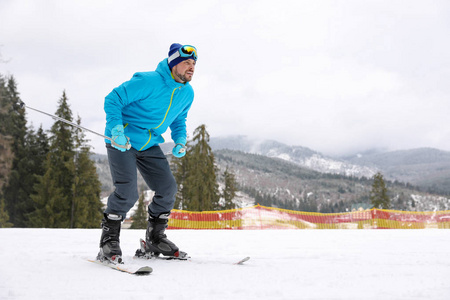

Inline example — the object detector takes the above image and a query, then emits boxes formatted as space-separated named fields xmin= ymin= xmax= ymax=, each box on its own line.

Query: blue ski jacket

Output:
xmin=104 ymin=58 xmax=194 ymax=151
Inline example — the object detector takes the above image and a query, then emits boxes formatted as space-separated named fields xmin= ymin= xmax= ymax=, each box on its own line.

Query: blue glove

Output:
xmin=172 ymin=137 xmax=186 ymax=158
xmin=111 ymin=125 xmax=128 ymax=152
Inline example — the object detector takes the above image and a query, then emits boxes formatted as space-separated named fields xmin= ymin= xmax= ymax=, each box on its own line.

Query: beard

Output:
xmin=174 ymin=69 xmax=193 ymax=83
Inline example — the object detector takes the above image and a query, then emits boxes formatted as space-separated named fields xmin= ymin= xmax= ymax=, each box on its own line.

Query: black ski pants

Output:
xmin=104 ymin=144 xmax=177 ymax=220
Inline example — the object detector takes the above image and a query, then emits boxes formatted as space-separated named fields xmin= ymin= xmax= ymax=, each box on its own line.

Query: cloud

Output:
xmin=1 ymin=0 xmax=449 ymax=156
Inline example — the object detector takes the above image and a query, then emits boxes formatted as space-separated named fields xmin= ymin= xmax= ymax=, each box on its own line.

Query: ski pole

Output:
xmin=19 ymin=101 xmax=131 ymax=150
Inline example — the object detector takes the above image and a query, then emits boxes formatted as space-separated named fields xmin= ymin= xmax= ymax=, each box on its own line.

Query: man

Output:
xmin=97 ymin=43 xmax=197 ymax=263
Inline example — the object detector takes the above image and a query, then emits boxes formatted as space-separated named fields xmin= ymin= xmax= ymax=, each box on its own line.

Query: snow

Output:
xmin=1 ymin=229 xmax=450 ymax=300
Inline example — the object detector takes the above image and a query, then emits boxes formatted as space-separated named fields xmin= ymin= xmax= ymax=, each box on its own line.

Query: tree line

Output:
xmin=0 ymin=75 xmax=103 ymax=228
xmin=239 ymin=172 xmax=391 ymax=213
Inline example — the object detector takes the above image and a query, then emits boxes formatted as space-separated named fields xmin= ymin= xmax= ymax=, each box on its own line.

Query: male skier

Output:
xmin=97 ymin=43 xmax=197 ymax=263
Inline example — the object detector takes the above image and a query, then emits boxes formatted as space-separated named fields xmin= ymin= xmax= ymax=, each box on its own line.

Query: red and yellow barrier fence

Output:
xmin=168 ymin=205 xmax=450 ymax=229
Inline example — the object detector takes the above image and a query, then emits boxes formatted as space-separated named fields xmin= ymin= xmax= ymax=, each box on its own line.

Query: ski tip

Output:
xmin=135 ymin=266 xmax=153 ymax=275
xmin=235 ymin=256 xmax=250 ymax=265
xmin=88 ymin=258 xmax=152 ymax=275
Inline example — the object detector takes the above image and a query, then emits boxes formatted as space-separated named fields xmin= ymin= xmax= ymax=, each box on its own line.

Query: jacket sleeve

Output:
xmin=170 ymin=95 xmax=194 ymax=143
xmin=104 ymin=73 xmax=151 ymax=132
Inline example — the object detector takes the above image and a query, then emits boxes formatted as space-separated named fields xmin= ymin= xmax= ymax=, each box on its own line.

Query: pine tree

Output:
xmin=173 ymin=125 xmax=220 ymax=211
xmin=0 ymin=77 xmax=12 ymax=229
xmin=0 ymin=75 xmax=14 ymax=219
xmin=370 ymin=172 xmax=391 ymax=209
xmin=130 ymin=192 xmax=148 ymax=229
xmin=192 ymin=125 xmax=220 ymax=211
xmin=71 ymin=116 xmax=103 ymax=228
xmin=29 ymin=91 xmax=75 ymax=227
xmin=22 ymin=125 xmax=50 ymax=226
xmin=2 ymin=76 xmax=34 ymax=227
xmin=222 ymin=167 xmax=237 ymax=210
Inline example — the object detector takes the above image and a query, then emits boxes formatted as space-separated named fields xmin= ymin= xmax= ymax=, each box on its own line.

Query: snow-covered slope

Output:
xmin=1 ymin=228 xmax=449 ymax=300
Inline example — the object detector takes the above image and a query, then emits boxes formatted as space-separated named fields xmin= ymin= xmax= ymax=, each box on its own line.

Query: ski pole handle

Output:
xmin=110 ymin=136 xmax=132 ymax=150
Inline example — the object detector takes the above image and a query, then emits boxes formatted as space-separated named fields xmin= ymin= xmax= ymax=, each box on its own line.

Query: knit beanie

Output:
xmin=168 ymin=43 xmax=196 ymax=69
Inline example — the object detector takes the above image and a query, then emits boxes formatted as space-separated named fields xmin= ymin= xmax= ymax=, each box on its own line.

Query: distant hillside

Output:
xmin=210 ymin=136 xmax=377 ymax=178
xmin=214 ymin=149 xmax=450 ymax=212
xmin=210 ymin=136 xmax=450 ymax=195
xmin=344 ymin=148 xmax=450 ymax=194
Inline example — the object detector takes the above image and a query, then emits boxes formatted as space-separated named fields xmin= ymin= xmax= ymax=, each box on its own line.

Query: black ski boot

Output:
xmin=145 ymin=214 xmax=180 ymax=257
xmin=134 ymin=213 xmax=189 ymax=260
xmin=97 ymin=213 xmax=123 ymax=264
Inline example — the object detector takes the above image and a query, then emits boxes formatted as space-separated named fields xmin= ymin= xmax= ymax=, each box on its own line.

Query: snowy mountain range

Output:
xmin=209 ymin=136 xmax=377 ymax=178
xmin=208 ymin=136 xmax=450 ymax=194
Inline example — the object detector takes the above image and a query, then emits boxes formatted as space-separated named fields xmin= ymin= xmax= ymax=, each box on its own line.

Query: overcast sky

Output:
xmin=1 ymin=0 xmax=449 ymax=156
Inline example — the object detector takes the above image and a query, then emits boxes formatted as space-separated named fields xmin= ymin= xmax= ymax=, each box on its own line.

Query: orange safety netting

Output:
xmin=168 ymin=205 xmax=450 ymax=229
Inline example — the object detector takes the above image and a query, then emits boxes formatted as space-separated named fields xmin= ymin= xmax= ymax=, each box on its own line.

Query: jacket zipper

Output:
xmin=138 ymin=87 xmax=179 ymax=151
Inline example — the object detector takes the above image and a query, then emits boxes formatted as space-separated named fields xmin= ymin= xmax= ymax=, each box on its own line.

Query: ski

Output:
xmin=234 ymin=256 xmax=250 ymax=265
xmin=134 ymin=239 xmax=249 ymax=265
xmin=88 ymin=259 xmax=153 ymax=275
xmin=135 ymin=238 xmax=190 ymax=261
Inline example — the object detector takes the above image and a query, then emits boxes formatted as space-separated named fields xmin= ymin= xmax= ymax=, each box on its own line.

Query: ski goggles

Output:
xmin=168 ymin=45 xmax=198 ymax=64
